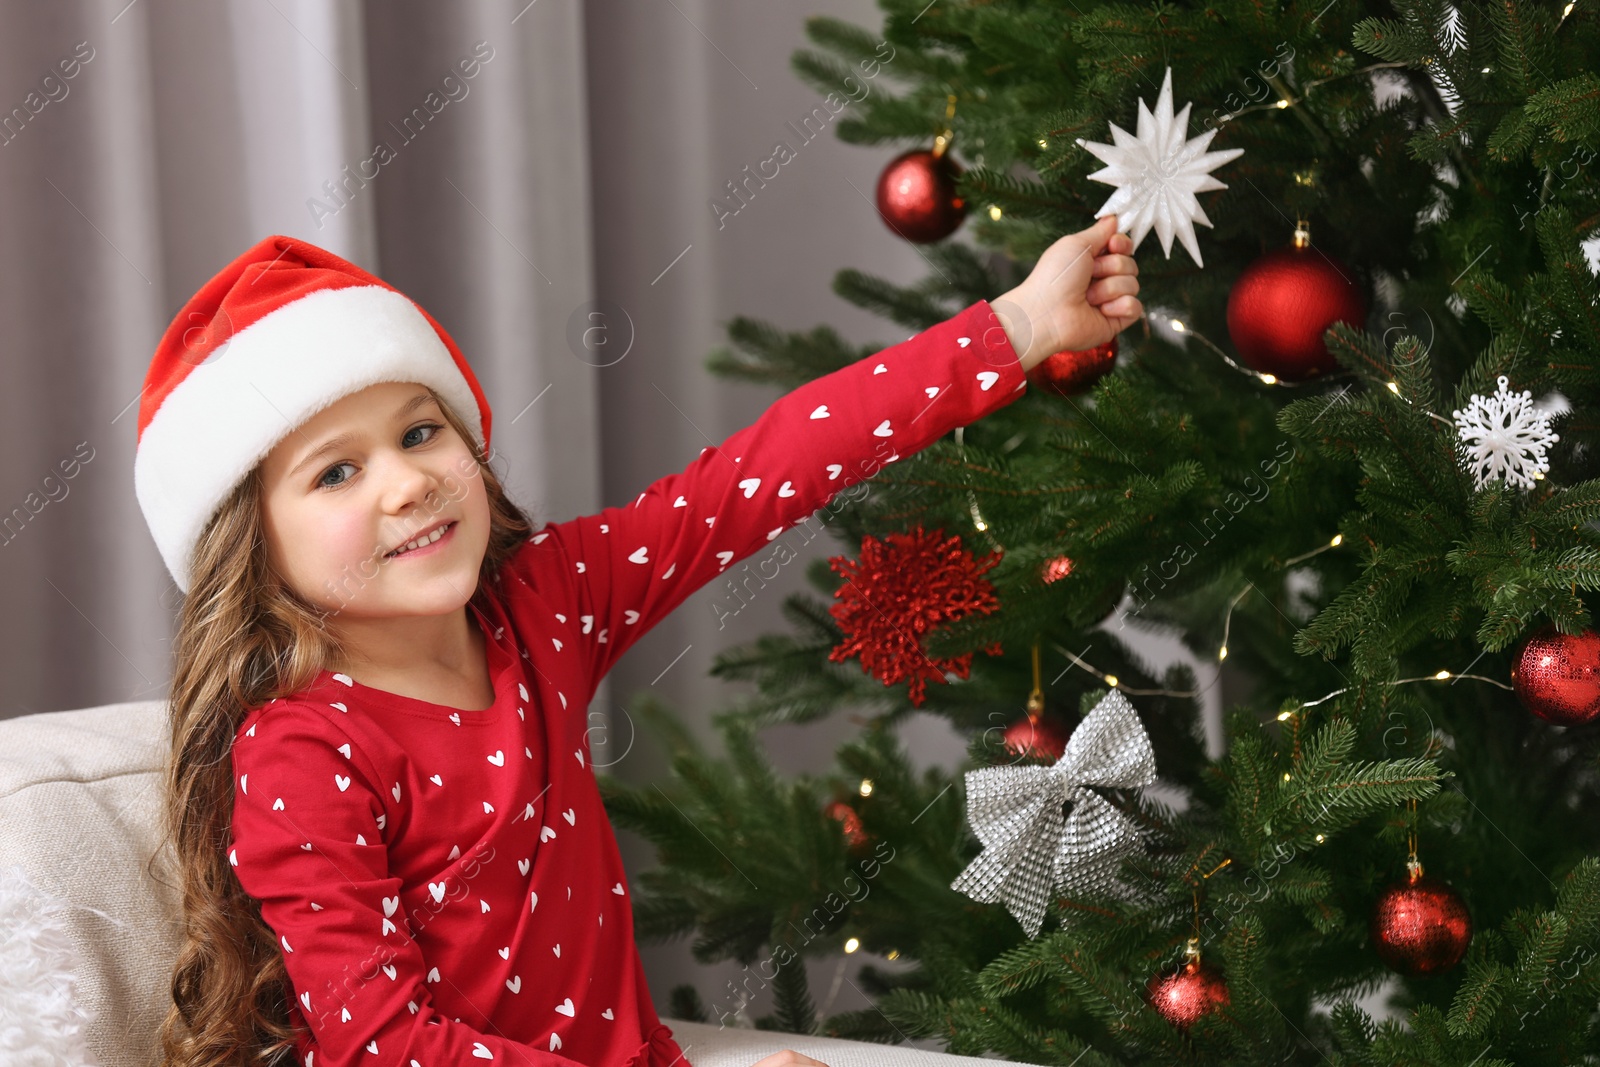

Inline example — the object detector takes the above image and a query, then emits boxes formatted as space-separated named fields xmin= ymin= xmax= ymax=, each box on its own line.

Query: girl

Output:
xmin=141 ymin=217 xmax=1140 ymax=1067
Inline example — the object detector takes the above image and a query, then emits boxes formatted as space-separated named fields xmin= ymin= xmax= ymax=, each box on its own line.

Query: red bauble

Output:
xmin=824 ymin=800 xmax=869 ymax=850
xmin=1371 ymin=872 xmax=1472 ymax=976
xmin=828 ymin=527 xmax=1003 ymax=706
xmin=1001 ymin=712 xmax=1071 ymax=760
xmin=1226 ymin=243 xmax=1366 ymax=381
xmin=1147 ymin=959 xmax=1230 ymax=1030
xmin=1041 ymin=556 xmax=1074 ymax=584
xmin=875 ymin=148 xmax=967 ymax=243
xmin=1511 ymin=627 xmax=1600 ymax=726
xmin=1027 ymin=337 xmax=1118 ymax=396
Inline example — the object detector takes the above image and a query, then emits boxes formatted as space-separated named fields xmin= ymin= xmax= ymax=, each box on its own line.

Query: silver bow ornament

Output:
xmin=950 ymin=688 xmax=1157 ymax=939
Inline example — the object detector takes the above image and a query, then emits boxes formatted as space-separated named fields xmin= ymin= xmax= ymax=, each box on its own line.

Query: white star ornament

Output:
xmin=1074 ymin=67 xmax=1244 ymax=268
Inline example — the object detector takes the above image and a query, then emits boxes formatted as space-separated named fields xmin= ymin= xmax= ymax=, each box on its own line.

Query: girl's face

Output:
xmin=257 ymin=381 xmax=492 ymax=620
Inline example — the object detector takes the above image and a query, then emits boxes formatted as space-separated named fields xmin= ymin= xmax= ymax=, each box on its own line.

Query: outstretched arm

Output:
xmin=508 ymin=214 xmax=1143 ymax=693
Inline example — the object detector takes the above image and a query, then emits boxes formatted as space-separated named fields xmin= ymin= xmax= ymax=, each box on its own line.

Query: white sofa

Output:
xmin=0 ymin=701 xmax=1026 ymax=1067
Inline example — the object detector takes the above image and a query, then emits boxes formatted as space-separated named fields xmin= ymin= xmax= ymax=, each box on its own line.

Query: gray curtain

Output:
xmin=0 ymin=0 xmax=1219 ymax=1026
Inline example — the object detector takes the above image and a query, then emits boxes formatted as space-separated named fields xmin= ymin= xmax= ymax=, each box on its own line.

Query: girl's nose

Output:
xmin=378 ymin=450 xmax=442 ymax=516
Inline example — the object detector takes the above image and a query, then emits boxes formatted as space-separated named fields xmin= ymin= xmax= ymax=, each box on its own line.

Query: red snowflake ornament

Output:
xmin=828 ymin=527 xmax=1002 ymax=705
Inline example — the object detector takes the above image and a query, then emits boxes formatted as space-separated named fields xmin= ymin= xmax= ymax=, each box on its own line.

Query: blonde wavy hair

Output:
xmin=154 ymin=387 xmax=534 ymax=1066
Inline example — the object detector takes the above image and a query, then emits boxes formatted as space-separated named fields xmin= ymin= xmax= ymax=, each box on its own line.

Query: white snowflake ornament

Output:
xmin=1452 ymin=375 xmax=1560 ymax=490
xmin=1074 ymin=67 xmax=1244 ymax=268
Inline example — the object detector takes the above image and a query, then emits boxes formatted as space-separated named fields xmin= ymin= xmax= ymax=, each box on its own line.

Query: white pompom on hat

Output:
xmin=134 ymin=234 xmax=492 ymax=595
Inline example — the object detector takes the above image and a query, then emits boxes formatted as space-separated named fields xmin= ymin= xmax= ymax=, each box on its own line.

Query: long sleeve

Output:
xmin=229 ymin=704 xmax=601 ymax=1067
xmin=503 ymin=298 xmax=1026 ymax=692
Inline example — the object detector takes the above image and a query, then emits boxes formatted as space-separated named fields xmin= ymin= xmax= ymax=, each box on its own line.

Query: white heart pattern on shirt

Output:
xmin=240 ymin=774 xmax=248 ymax=795
xmin=777 ymin=481 xmax=795 ymax=497
xmin=766 ymin=528 xmax=783 ymax=541
xmin=506 ymin=976 xmax=521 ymax=993
xmin=383 ymin=964 xmax=396 ymax=980
xmin=335 ymin=774 xmax=351 ymax=792
xmin=541 ymin=826 xmax=557 ymax=842
xmin=499 ymin=946 xmax=511 ymax=959
xmin=449 ymin=713 xmax=461 ymax=725
xmin=339 ymin=744 xmax=352 ymax=758
xmin=383 ymin=895 xmax=399 ymax=917
xmin=368 ymin=1042 xmax=379 ymax=1054
xmin=549 ymin=1034 xmax=562 ymax=1052
xmin=301 ymin=992 xmax=311 ymax=1011
xmin=873 ymin=363 xmax=887 ymax=374
xmin=332 ymin=673 xmax=353 ymax=686
xmin=530 ymin=891 xmax=539 ymax=912
xmin=531 ymin=531 xmax=550 ymax=544
xmin=628 ymin=546 xmax=649 ymax=564
xmin=563 ymin=808 xmax=576 ymax=825
xmin=483 ymin=801 xmax=495 ymax=813
xmin=738 ymin=478 xmax=760 ymax=498
xmin=553 ymin=943 xmax=561 ymax=957
xmin=330 ymin=702 xmax=347 ymax=713
xmin=809 ymin=405 xmax=829 ymax=419
xmin=427 ymin=966 xmax=441 ymax=983
xmin=602 ymin=1008 xmax=614 ymax=1020
xmin=272 ymin=798 xmax=284 ymax=811
xmin=612 ymin=882 xmax=626 ymax=895
xmin=716 ymin=551 xmax=733 ymax=567
xmin=488 ymin=751 xmax=504 ymax=766
xmin=518 ymin=682 xmax=529 ymax=701
xmin=957 ymin=336 xmax=971 ymax=347
xmin=472 ymin=1042 xmax=493 ymax=1059
xmin=977 ymin=371 xmax=999 ymax=390
xmin=430 ymin=774 xmax=443 ymax=786
xmin=873 ymin=420 xmax=893 ymax=437
xmin=826 ymin=464 xmax=843 ymax=479
xmin=519 ymin=858 xmax=531 ymax=876
xmin=556 ymin=998 xmax=576 ymax=1017
xmin=391 ymin=782 xmax=401 ymax=801
xmin=624 ymin=610 xmax=640 ymax=624
xmin=429 ymin=882 xmax=446 ymax=902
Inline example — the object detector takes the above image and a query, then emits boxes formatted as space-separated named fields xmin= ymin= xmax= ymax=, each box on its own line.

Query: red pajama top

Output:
xmin=227 ymin=299 xmax=1026 ymax=1067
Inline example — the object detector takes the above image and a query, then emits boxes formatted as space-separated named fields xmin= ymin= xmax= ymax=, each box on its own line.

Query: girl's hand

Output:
xmin=991 ymin=214 xmax=1144 ymax=372
xmin=749 ymin=1051 xmax=831 ymax=1067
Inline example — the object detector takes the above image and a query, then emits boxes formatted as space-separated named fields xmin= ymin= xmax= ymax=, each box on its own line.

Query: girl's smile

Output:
xmin=384 ymin=518 xmax=458 ymax=560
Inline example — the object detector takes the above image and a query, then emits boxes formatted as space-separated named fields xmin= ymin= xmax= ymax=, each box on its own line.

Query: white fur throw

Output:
xmin=0 ymin=864 xmax=103 ymax=1067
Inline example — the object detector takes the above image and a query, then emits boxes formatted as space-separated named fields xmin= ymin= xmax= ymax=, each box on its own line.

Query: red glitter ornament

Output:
xmin=1511 ymin=626 xmax=1600 ymax=726
xmin=1226 ymin=229 xmax=1366 ymax=382
xmin=1001 ymin=712 xmax=1070 ymax=760
xmin=828 ymin=527 xmax=1002 ymax=706
xmin=875 ymin=148 xmax=967 ymax=244
xmin=1371 ymin=867 xmax=1472 ymax=976
xmin=1026 ymin=338 xmax=1118 ymax=397
xmin=825 ymin=800 xmax=869 ymax=850
xmin=1041 ymin=556 xmax=1074 ymax=584
xmin=1147 ymin=946 xmax=1230 ymax=1030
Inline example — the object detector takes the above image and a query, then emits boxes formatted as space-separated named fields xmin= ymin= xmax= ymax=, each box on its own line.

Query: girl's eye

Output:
xmin=403 ymin=422 xmax=441 ymax=447
xmin=318 ymin=460 xmax=356 ymax=489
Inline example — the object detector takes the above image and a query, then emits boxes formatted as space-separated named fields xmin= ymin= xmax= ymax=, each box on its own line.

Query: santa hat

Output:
xmin=135 ymin=234 xmax=493 ymax=595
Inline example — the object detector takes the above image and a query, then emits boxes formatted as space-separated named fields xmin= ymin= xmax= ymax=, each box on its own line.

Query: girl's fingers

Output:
xmin=1102 ymin=295 xmax=1143 ymax=320
xmin=1091 ymin=253 xmax=1138 ymax=279
xmin=1086 ymin=274 xmax=1140 ymax=305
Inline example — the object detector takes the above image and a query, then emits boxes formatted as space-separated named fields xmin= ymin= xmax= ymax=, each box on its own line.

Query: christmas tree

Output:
xmin=597 ymin=0 xmax=1600 ymax=1061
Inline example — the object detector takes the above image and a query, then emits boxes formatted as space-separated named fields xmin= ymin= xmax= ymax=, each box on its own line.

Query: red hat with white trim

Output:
xmin=135 ymin=234 xmax=492 ymax=595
